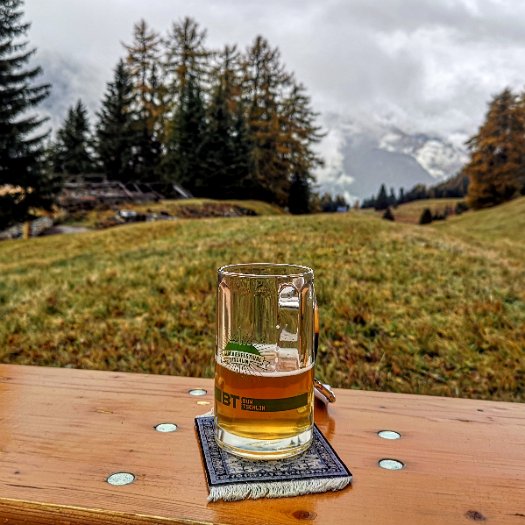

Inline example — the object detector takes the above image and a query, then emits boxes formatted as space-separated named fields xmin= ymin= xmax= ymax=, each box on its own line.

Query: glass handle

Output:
xmin=314 ymin=301 xmax=319 ymax=360
xmin=314 ymin=378 xmax=336 ymax=403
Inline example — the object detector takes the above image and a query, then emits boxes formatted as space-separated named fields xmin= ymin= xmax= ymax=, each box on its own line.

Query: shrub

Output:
xmin=419 ymin=208 xmax=433 ymax=225
xmin=382 ymin=207 xmax=395 ymax=221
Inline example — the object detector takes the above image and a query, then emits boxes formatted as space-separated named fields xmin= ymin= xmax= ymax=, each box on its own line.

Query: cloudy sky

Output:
xmin=23 ymin=0 xmax=525 ymax=196
xmin=25 ymin=0 xmax=525 ymax=133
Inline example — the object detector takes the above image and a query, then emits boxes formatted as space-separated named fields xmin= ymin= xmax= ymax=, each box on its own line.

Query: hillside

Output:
xmin=0 ymin=205 xmax=523 ymax=402
xmin=379 ymin=198 xmax=462 ymax=224
xmin=60 ymin=198 xmax=284 ymax=230
xmin=436 ymin=196 xmax=525 ymax=260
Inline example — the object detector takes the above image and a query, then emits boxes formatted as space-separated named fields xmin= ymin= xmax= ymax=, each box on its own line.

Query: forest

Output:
xmin=1 ymin=2 xmax=329 ymax=229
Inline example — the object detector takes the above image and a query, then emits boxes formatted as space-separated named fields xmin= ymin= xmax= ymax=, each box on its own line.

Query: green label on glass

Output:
xmin=220 ymin=340 xmax=273 ymax=374
xmin=224 ymin=341 xmax=261 ymax=355
xmin=215 ymin=386 xmax=308 ymax=412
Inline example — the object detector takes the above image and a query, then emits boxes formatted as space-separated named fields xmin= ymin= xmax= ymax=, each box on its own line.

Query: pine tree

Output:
xmin=164 ymin=74 xmax=208 ymax=193
xmin=389 ymin=187 xmax=396 ymax=206
xmin=382 ymin=207 xmax=395 ymax=221
xmin=288 ymin=172 xmax=311 ymax=214
xmin=52 ymin=100 xmax=95 ymax=175
xmin=374 ymin=184 xmax=389 ymax=210
xmin=124 ymin=20 xmax=163 ymax=181
xmin=465 ymin=88 xmax=525 ymax=209
xmin=281 ymin=81 xmax=323 ymax=213
xmin=0 ymin=0 xmax=56 ymax=229
xmin=204 ymin=45 xmax=250 ymax=198
xmin=231 ymin=99 xmax=252 ymax=195
xmin=163 ymin=18 xmax=210 ymax=193
xmin=96 ymin=59 xmax=136 ymax=182
xmin=419 ymin=208 xmax=433 ymax=225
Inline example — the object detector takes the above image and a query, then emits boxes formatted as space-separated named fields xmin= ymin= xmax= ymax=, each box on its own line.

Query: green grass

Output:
xmin=61 ymin=198 xmax=284 ymax=229
xmin=382 ymin=198 xmax=461 ymax=224
xmin=436 ymin=196 xmax=525 ymax=260
xmin=1 ymin=199 xmax=524 ymax=402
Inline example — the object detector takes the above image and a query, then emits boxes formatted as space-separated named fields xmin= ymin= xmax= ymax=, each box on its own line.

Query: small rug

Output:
xmin=195 ymin=416 xmax=352 ymax=502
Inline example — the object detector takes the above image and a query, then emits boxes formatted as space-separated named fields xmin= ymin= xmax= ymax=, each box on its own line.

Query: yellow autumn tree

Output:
xmin=465 ymin=88 xmax=525 ymax=209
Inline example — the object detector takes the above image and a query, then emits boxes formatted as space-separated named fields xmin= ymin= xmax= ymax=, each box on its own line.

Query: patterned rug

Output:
xmin=195 ymin=416 xmax=352 ymax=502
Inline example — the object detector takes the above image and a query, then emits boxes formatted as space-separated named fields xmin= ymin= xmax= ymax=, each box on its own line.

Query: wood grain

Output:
xmin=0 ymin=364 xmax=524 ymax=524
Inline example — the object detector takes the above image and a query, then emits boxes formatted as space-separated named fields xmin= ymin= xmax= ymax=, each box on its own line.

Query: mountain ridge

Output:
xmin=315 ymin=115 xmax=469 ymax=201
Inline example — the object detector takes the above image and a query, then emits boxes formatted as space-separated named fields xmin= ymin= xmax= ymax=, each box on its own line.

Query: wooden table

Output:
xmin=0 ymin=364 xmax=523 ymax=524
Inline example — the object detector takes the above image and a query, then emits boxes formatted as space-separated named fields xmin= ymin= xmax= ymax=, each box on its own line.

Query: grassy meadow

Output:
xmin=61 ymin=198 xmax=284 ymax=229
xmin=1 ymin=198 xmax=524 ymax=402
xmin=384 ymin=198 xmax=461 ymax=224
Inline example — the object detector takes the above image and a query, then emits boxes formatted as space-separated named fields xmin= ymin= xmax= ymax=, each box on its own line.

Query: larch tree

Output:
xmin=465 ymin=88 xmax=525 ymax=209
xmin=241 ymin=36 xmax=293 ymax=205
xmin=162 ymin=17 xmax=210 ymax=193
xmin=0 ymin=0 xmax=56 ymax=229
xmin=124 ymin=19 xmax=163 ymax=181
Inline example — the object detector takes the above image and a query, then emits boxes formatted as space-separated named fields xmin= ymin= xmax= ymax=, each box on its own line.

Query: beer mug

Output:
xmin=215 ymin=263 xmax=316 ymax=459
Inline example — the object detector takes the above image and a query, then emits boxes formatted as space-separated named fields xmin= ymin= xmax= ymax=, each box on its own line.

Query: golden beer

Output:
xmin=215 ymin=263 xmax=316 ymax=459
xmin=215 ymin=363 xmax=314 ymax=440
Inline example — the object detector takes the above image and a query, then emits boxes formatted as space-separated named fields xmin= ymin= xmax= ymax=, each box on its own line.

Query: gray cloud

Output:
xmin=23 ymin=0 xmax=525 ymax=153
xmin=38 ymin=51 xmax=102 ymax=132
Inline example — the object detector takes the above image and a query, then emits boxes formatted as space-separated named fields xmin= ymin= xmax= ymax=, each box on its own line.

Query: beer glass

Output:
xmin=215 ymin=263 xmax=316 ymax=459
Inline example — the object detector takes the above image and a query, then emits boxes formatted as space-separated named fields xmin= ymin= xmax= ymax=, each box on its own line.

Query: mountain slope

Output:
xmin=342 ymin=134 xmax=435 ymax=198
xmin=1 ymin=208 xmax=523 ymax=401
xmin=316 ymin=116 xmax=469 ymax=201
xmin=436 ymin=196 xmax=525 ymax=259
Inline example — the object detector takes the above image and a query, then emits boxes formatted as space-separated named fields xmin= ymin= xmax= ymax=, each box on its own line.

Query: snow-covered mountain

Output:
xmin=315 ymin=116 xmax=469 ymax=203
xmin=379 ymin=129 xmax=468 ymax=181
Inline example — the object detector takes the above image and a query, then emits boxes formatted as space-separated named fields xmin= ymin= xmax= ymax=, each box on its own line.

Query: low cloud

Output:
xmin=314 ymin=126 xmax=357 ymax=203
xmin=38 ymin=51 xmax=102 ymax=132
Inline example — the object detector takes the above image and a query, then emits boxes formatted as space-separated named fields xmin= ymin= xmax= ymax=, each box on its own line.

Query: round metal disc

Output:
xmin=378 ymin=458 xmax=405 ymax=470
xmin=188 ymin=388 xmax=207 ymax=396
xmin=154 ymin=423 xmax=178 ymax=432
xmin=378 ymin=430 xmax=401 ymax=440
xmin=106 ymin=472 xmax=135 ymax=486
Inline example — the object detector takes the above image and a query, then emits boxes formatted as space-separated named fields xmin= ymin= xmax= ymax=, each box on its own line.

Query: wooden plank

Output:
xmin=0 ymin=364 xmax=524 ymax=524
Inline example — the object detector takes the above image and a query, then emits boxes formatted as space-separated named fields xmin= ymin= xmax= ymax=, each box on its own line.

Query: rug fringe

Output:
xmin=208 ymin=476 xmax=352 ymax=502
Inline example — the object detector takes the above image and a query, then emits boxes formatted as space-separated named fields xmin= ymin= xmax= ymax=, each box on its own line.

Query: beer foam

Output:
xmin=217 ymin=358 xmax=313 ymax=377
xmin=253 ymin=363 xmax=314 ymax=377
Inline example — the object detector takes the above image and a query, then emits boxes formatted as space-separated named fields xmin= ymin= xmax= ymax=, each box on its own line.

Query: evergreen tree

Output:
xmin=281 ymin=81 xmax=323 ymax=213
xmin=389 ymin=187 xmax=396 ymax=206
xmin=465 ymin=88 xmax=525 ymax=209
xmin=288 ymin=173 xmax=311 ymax=214
xmin=96 ymin=59 xmax=136 ymax=182
xmin=0 ymin=0 xmax=55 ymax=229
xmin=52 ymin=100 xmax=95 ymax=175
xmin=124 ymin=20 xmax=163 ymax=181
xmin=382 ymin=207 xmax=395 ymax=221
xmin=419 ymin=208 xmax=433 ymax=225
xmin=404 ymin=183 xmax=429 ymax=202
xmin=319 ymin=192 xmax=348 ymax=212
xmin=163 ymin=17 xmax=210 ymax=193
xmin=374 ymin=184 xmax=389 ymax=210
xmin=165 ymin=74 xmax=208 ymax=193
xmin=204 ymin=45 xmax=250 ymax=198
